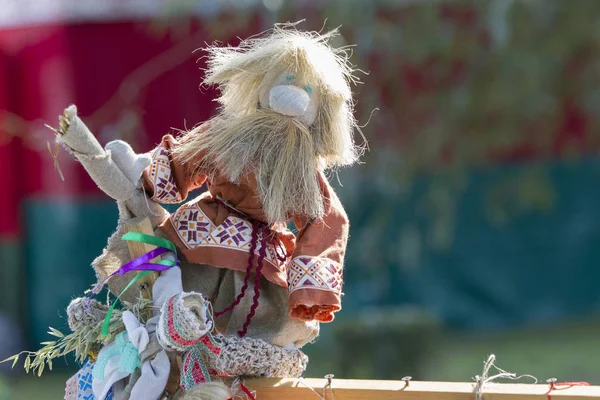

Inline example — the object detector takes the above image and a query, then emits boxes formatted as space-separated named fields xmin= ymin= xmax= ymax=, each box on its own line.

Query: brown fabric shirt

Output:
xmin=143 ymin=134 xmax=349 ymax=322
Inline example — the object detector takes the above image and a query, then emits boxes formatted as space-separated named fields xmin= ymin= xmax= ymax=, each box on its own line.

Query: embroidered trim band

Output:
xmin=148 ymin=145 xmax=183 ymax=204
xmin=287 ymin=256 xmax=343 ymax=295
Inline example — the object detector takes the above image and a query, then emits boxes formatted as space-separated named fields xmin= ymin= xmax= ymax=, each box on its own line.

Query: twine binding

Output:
xmin=473 ymin=354 xmax=537 ymax=400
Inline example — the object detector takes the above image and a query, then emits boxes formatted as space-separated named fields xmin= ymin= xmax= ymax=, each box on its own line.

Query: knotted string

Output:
xmin=547 ymin=379 xmax=590 ymax=400
xmin=296 ymin=375 xmax=336 ymax=400
xmin=228 ymin=378 xmax=256 ymax=400
xmin=324 ymin=374 xmax=335 ymax=400
xmin=239 ymin=383 xmax=256 ymax=400
xmin=473 ymin=354 xmax=537 ymax=400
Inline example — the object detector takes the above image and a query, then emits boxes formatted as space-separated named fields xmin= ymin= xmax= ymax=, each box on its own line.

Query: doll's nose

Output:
xmin=269 ymin=85 xmax=310 ymax=117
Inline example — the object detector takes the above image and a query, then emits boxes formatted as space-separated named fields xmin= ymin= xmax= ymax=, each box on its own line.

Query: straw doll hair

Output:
xmin=174 ymin=23 xmax=363 ymax=224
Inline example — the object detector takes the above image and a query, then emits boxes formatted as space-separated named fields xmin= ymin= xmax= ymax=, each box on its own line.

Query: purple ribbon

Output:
xmin=88 ymin=247 xmax=177 ymax=300
xmin=117 ymin=247 xmax=174 ymax=274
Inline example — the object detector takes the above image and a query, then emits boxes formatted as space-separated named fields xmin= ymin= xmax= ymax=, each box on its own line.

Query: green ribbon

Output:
xmin=121 ymin=232 xmax=177 ymax=253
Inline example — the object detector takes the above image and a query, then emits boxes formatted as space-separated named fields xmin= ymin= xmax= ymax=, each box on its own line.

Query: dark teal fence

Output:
xmin=23 ymin=158 xmax=600 ymax=350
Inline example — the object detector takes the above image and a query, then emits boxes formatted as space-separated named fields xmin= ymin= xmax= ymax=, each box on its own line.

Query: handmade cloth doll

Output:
xmin=101 ymin=24 xmax=359 ymax=343
xmin=138 ymin=24 xmax=359 ymax=339
xmin=54 ymin=23 xmax=362 ymax=398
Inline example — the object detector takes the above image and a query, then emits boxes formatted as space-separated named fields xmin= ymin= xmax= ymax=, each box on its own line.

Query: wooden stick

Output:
xmin=245 ymin=378 xmax=600 ymax=400
xmin=122 ymin=216 xmax=181 ymax=394
xmin=123 ymin=216 xmax=156 ymax=258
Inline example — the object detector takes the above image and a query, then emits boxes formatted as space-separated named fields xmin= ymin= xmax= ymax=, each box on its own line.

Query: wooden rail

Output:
xmin=120 ymin=220 xmax=599 ymax=400
xmin=245 ymin=378 xmax=600 ymax=400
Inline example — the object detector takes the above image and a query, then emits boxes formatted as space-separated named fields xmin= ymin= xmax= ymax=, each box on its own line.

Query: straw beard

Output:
xmin=175 ymin=108 xmax=324 ymax=224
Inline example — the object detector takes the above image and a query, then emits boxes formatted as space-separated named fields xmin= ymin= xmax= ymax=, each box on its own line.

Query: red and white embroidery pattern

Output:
xmin=148 ymin=145 xmax=183 ymax=204
xmin=171 ymin=200 xmax=288 ymax=270
xmin=287 ymin=256 xmax=343 ymax=294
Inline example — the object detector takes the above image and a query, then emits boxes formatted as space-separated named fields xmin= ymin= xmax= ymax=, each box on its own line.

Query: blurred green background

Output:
xmin=2 ymin=0 xmax=600 ymax=398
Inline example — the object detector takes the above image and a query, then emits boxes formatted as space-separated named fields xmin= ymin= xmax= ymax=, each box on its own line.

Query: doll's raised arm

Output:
xmin=142 ymin=134 xmax=207 ymax=204
xmin=288 ymin=171 xmax=349 ymax=323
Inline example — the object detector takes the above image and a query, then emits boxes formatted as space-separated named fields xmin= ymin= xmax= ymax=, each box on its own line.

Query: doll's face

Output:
xmin=259 ymin=71 xmax=319 ymax=126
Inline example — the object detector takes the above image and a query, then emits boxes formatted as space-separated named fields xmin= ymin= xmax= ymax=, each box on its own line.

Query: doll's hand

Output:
xmin=105 ymin=140 xmax=151 ymax=187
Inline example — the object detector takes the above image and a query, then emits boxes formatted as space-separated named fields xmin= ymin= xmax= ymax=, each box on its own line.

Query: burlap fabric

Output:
xmin=93 ymin=227 xmax=318 ymax=348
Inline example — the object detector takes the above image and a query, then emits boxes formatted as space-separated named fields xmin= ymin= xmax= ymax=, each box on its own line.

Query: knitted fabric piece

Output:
xmin=67 ymin=298 xmax=109 ymax=332
xmin=180 ymin=334 xmax=223 ymax=391
xmin=180 ymin=346 xmax=211 ymax=391
xmin=157 ymin=292 xmax=211 ymax=353
xmin=156 ymin=292 xmax=223 ymax=392
xmin=208 ymin=334 xmax=308 ymax=378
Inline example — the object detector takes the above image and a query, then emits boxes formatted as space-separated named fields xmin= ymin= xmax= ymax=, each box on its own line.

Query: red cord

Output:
xmin=240 ymin=383 xmax=256 ymax=400
xmin=214 ymin=221 xmax=259 ymax=317
xmin=238 ymin=225 xmax=267 ymax=337
xmin=211 ymin=199 xmax=276 ymax=336
xmin=547 ymin=381 xmax=589 ymax=400
xmin=226 ymin=383 xmax=256 ymax=400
